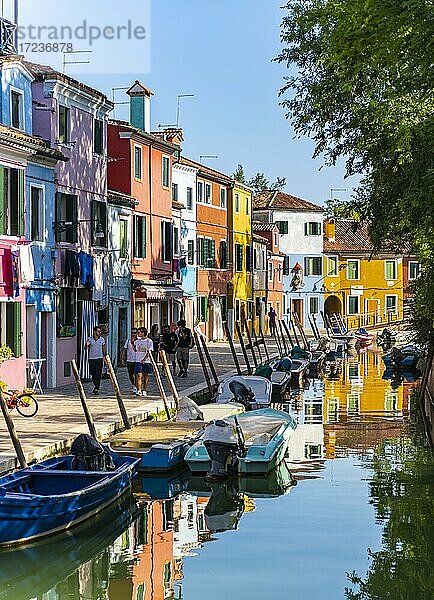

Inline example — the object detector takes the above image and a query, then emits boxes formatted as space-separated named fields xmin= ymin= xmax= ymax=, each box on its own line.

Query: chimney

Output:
xmin=162 ymin=128 xmax=184 ymax=146
xmin=324 ymin=218 xmax=336 ymax=242
xmin=126 ymin=80 xmax=154 ymax=133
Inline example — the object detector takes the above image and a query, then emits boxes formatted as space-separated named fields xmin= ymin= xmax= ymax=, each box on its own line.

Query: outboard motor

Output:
xmin=228 ymin=381 xmax=256 ymax=411
xmin=203 ymin=419 xmax=242 ymax=481
xmin=378 ymin=328 xmax=395 ymax=350
xmin=277 ymin=357 xmax=293 ymax=372
xmin=71 ymin=433 xmax=115 ymax=471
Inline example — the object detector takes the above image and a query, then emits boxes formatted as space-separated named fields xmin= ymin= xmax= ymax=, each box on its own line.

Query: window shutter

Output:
xmin=141 ymin=216 xmax=147 ymax=258
xmin=0 ymin=166 xmax=4 ymax=235
xmin=209 ymin=239 xmax=216 ymax=267
xmin=203 ymin=239 xmax=209 ymax=266
xmin=283 ymin=255 xmax=290 ymax=276
xmin=304 ymin=222 xmax=308 ymax=235
xmin=71 ymin=195 xmax=78 ymax=243
xmin=18 ymin=169 xmax=24 ymax=237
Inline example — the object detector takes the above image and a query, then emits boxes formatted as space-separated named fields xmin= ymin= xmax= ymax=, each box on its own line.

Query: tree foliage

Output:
xmin=276 ymin=0 xmax=434 ymax=341
xmin=234 ymin=166 xmax=287 ymax=193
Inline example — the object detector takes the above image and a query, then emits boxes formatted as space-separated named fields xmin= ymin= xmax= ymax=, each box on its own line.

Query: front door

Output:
xmin=292 ymin=299 xmax=303 ymax=326
xmin=118 ymin=307 xmax=128 ymax=365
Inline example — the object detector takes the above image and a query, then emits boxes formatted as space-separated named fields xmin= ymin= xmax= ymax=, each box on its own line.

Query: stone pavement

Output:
xmin=0 ymin=336 xmax=280 ymax=473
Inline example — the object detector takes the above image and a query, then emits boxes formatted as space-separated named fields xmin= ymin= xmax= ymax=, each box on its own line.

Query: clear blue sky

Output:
xmin=20 ymin=0 xmax=355 ymax=206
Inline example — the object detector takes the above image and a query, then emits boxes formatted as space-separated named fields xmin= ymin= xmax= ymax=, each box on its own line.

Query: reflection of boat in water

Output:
xmin=382 ymin=368 xmax=421 ymax=389
xmin=0 ymin=492 xmax=138 ymax=600
xmin=382 ymin=345 xmax=421 ymax=369
xmin=133 ymin=467 xmax=190 ymax=499
xmin=187 ymin=460 xmax=296 ymax=499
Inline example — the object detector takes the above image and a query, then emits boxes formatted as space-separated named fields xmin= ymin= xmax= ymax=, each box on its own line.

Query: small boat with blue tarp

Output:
xmin=0 ymin=436 xmax=139 ymax=547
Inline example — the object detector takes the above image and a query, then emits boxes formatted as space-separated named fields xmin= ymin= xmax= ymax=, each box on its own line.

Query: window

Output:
xmin=197 ymin=181 xmax=204 ymax=203
xmin=91 ymin=200 xmax=107 ymax=247
xmin=162 ymin=156 xmax=170 ymax=187
xmin=172 ymin=183 xmax=179 ymax=202
xmin=268 ymin=262 xmax=273 ymax=283
xmin=347 ymin=393 xmax=360 ymax=416
xmin=186 ymin=186 xmax=193 ymax=210
xmin=235 ymin=193 xmax=239 ymax=212
xmin=385 ymin=259 xmax=397 ymax=280
xmin=57 ymin=288 xmax=76 ymax=335
xmin=235 ymin=243 xmax=243 ymax=272
xmin=305 ymin=222 xmax=321 ymax=236
xmin=220 ymin=187 xmax=226 ymax=208
xmin=119 ymin=219 xmax=128 ymax=258
xmin=304 ymin=257 xmax=322 ymax=276
xmin=276 ymin=221 xmax=288 ymax=235
xmin=205 ymin=183 xmax=212 ymax=204
xmin=58 ymin=105 xmax=70 ymax=143
xmin=409 ymin=261 xmax=420 ymax=280
xmin=245 ymin=196 xmax=249 ymax=214
xmin=197 ymin=238 xmax=215 ymax=268
xmin=347 ymin=259 xmax=360 ymax=280
xmin=173 ymin=226 xmax=179 ymax=256
xmin=93 ymin=118 xmax=104 ymax=155
xmin=55 ymin=192 xmax=78 ymax=243
xmin=134 ymin=215 xmax=146 ymax=258
xmin=246 ymin=245 xmax=252 ymax=272
xmin=11 ymin=90 xmax=24 ymax=130
xmin=197 ymin=238 xmax=203 ymax=267
xmin=161 ymin=221 xmax=173 ymax=262
xmin=134 ymin=146 xmax=142 ymax=179
xmin=30 ymin=185 xmax=44 ymax=241
xmin=277 ymin=265 xmax=282 ymax=283
xmin=0 ymin=302 xmax=22 ymax=356
xmin=309 ymin=296 xmax=319 ymax=315
xmin=187 ymin=239 xmax=194 ymax=265
xmin=348 ymin=295 xmax=360 ymax=315
xmin=235 ymin=298 xmax=240 ymax=322
xmin=326 ymin=256 xmax=338 ymax=276
xmin=273 ymin=232 xmax=278 ymax=247
xmin=219 ymin=240 xmax=228 ymax=269
xmin=385 ymin=295 xmax=397 ymax=314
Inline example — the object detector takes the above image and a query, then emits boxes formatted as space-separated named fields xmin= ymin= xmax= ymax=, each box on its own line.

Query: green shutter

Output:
xmin=203 ymin=239 xmax=209 ymax=266
xmin=209 ymin=239 xmax=216 ymax=267
xmin=0 ymin=166 xmax=4 ymax=235
xmin=18 ymin=169 xmax=24 ymax=237
xmin=91 ymin=199 xmax=97 ymax=246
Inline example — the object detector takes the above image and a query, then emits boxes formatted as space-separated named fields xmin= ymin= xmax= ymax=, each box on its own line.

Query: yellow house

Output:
xmin=323 ymin=219 xmax=404 ymax=329
xmin=228 ymin=182 xmax=253 ymax=333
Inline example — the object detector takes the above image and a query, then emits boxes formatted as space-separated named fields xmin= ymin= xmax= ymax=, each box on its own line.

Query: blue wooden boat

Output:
xmin=0 ymin=453 xmax=139 ymax=547
xmin=383 ymin=344 xmax=421 ymax=369
xmin=0 ymin=491 xmax=139 ymax=600
xmin=185 ymin=408 xmax=297 ymax=475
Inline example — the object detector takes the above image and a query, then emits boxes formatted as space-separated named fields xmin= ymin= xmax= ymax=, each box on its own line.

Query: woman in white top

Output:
xmin=84 ymin=326 xmax=107 ymax=395
xmin=134 ymin=328 xmax=154 ymax=396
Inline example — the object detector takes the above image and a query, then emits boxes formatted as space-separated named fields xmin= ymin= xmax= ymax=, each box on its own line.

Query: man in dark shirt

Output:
xmin=160 ymin=324 xmax=178 ymax=373
xmin=176 ymin=320 xmax=194 ymax=377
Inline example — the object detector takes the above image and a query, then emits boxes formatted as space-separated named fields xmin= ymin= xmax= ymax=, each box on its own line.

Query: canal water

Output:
xmin=1 ymin=350 xmax=433 ymax=600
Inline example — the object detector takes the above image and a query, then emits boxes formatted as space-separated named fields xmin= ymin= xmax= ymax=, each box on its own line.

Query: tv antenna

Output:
xmin=176 ymin=93 xmax=194 ymax=128
xmin=62 ymin=50 xmax=92 ymax=73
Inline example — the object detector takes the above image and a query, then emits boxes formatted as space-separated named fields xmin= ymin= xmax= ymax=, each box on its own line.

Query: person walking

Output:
xmin=84 ymin=326 xmax=107 ymax=395
xmin=149 ymin=324 xmax=161 ymax=362
xmin=134 ymin=328 xmax=154 ymax=396
xmin=268 ymin=306 xmax=277 ymax=336
xmin=160 ymin=324 xmax=178 ymax=373
xmin=176 ymin=319 xmax=194 ymax=378
xmin=122 ymin=328 xmax=138 ymax=392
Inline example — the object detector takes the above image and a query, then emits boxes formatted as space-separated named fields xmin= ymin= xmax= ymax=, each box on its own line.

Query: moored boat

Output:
xmin=0 ymin=452 xmax=139 ymax=547
xmin=382 ymin=344 xmax=422 ymax=370
xmin=215 ymin=375 xmax=273 ymax=409
xmin=184 ymin=408 xmax=297 ymax=475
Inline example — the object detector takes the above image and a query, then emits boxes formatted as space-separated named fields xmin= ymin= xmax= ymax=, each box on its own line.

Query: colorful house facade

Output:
xmin=253 ymin=221 xmax=284 ymax=324
xmin=253 ymin=190 xmax=325 ymax=333
xmin=252 ymin=233 xmax=268 ymax=333
xmin=227 ymin=181 xmax=253 ymax=335
xmin=323 ymin=219 xmax=405 ymax=329
xmin=108 ymin=82 xmax=182 ymax=331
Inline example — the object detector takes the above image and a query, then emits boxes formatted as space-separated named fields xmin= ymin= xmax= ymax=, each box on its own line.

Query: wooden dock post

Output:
xmin=104 ymin=355 xmax=131 ymax=430
xmin=293 ymin=312 xmax=309 ymax=349
xmin=159 ymin=349 xmax=180 ymax=411
xmin=199 ymin=335 xmax=219 ymax=386
xmin=194 ymin=331 xmax=214 ymax=396
xmin=224 ymin=321 xmax=242 ymax=375
xmin=148 ymin=353 xmax=172 ymax=420
xmin=243 ymin=317 xmax=258 ymax=369
xmin=235 ymin=321 xmax=252 ymax=374
xmin=259 ymin=328 xmax=270 ymax=362
xmin=273 ymin=327 xmax=283 ymax=357
xmin=70 ymin=359 xmax=98 ymax=438
xmin=251 ymin=323 xmax=263 ymax=364
xmin=278 ymin=320 xmax=289 ymax=355
xmin=290 ymin=318 xmax=301 ymax=347
xmin=282 ymin=319 xmax=295 ymax=350
xmin=0 ymin=389 xmax=27 ymax=469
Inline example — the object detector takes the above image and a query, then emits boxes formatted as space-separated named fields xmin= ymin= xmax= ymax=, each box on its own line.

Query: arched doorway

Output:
xmin=324 ymin=295 xmax=342 ymax=317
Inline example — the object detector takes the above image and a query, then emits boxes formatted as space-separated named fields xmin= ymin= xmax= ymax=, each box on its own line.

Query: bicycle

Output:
xmin=2 ymin=388 xmax=39 ymax=418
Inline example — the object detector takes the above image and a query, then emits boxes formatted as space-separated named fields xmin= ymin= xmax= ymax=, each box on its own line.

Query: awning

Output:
xmin=136 ymin=284 xmax=184 ymax=300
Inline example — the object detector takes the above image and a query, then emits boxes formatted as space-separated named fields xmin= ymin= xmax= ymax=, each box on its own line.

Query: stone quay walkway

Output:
xmin=0 ymin=336 xmax=280 ymax=473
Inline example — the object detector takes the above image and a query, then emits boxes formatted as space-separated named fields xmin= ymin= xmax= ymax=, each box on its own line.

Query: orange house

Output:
xmin=108 ymin=82 xmax=182 ymax=330
xmin=180 ymin=157 xmax=232 ymax=340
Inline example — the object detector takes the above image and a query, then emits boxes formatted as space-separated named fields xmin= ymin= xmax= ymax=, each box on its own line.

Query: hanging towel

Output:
xmin=78 ymin=251 xmax=94 ymax=289
xmin=79 ymin=300 xmax=98 ymax=379
xmin=19 ymin=245 xmax=35 ymax=285
xmin=10 ymin=246 xmax=20 ymax=298
xmin=93 ymin=254 xmax=104 ymax=302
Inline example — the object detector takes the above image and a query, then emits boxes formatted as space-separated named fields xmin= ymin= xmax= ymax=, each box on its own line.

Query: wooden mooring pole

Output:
xmin=0 ymin=389 xmax=27 ymax=469
xmin=70 ymin=358 xmax=98 ymax=438
xmin=281 ymin=319 xmax=295 ymax=350
xmin=199 ymin=335 xmax=219 ymax=386
xmin=259 ymin=327 xmax=270 ymax=362
xmin=251 ymin=323 xmax=263 ymax=364
xmin=278 ymin=320 xmax=289 ymax=356
xmin=243 ymin=317 xmax=259 ymax=369
xmin=194 ymin=331 xmax=214 ymax=396
xmin=159 ymin=349 xmax=180 ymax=411
xmin=235 ymin=321 xmax=252 ymax=374
xmin=104 ymin=355 xmax=131 ymax=429
xmin=224 ymin=321 xmax=242 ymax=375
xmin=148 ymin=353 xmax=172 ymax=420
